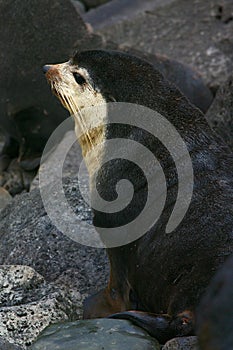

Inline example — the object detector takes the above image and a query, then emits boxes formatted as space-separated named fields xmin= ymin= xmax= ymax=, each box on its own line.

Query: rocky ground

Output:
xmin=0 ymin=0 xmax=233 ymax=349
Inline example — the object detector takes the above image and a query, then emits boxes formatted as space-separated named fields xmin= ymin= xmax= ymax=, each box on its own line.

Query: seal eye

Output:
xmin=73 ymin=72 xmax=86 ymax=85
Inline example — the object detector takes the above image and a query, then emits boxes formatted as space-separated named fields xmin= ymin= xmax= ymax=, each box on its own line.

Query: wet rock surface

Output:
xmin=206 ymin=75 xmax=233 ymax=150
xmin=29 ymin=319 xmax=160 ymax=350
xmin=86 ymin=0 xmax=233 ymax=90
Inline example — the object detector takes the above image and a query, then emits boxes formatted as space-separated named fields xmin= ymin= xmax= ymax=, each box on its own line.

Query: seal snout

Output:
xmin=43 ymin=65 xmax=52 ymax=74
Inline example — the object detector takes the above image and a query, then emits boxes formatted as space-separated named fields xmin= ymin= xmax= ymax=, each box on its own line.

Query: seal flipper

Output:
xmin=109 ymin=310 xmax=194 ymax=344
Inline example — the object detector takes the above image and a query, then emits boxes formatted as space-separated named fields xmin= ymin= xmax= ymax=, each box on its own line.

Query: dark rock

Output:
xmin=81 ymin=0 xmax=111 ymax=10
xmin=205 ymin=75 xmax=233 ymax=150
xmin=0 ymin=265 xmax=76 ymax=348
xmin=162 ymin=336 xmax=199 ymax=350
xmin=29 ymin=319 xmax=160 ymax=350
xmin=0 ymin=0 xmax=105 ymax=170
xmin=85 ymin=0 xmax=233 ymax=90
xmin=197 ymin=255 xmax=233 ymax=350
xmin=0 ymin=337 xmax=23 ymax=350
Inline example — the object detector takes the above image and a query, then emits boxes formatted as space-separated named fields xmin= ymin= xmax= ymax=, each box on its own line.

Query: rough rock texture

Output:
xmin=162 ymin=337 xmax=199 ymax=350
xmin=197 ymin=255 xmax=233 ymax=350
xmin=206 ymin=75 xmax=233 ymax=150
xmin=30 ymin=319 xmax=160 ymax=350
xmin=85 ymin=0 xmax=233 ymax=90
xmin=0 ymin=177 xmax=109 ymax=313
xmin=30 ymin=131 xmax=82 ymax=191
xmin=0 ymin=337 xmax=23 ymax=350
xmin=0 ymin=265 xmax=77 ymax=348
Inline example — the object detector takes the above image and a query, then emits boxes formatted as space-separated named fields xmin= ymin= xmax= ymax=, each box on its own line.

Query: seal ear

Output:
xmin=109 ymin=310 xmax=194 ymax=344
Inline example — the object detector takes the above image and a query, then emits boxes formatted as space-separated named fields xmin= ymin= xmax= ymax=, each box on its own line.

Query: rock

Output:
xmin=30 ymin=319 xmax=160 ymax=350
xmin=0 ymin=337 xmax=23 ymax=350
xmin=30 ymin=131 xmax=82 ymax=191
xmin=0 ymin=265 xmax=77 ymax=348
xmin=0 ymin=158 xmax=37 ymax=196
xmin=197 ymin=255 xmax=233 ymax=350
xmin=205 ymin=75 xmax=233 ymax=150
xmin=0 ymin=187 xmax=12 ymax=210
xmin=0 ymin=177 xmax=109 ymax=318
xmin=162 ymin=337 xmax=199 ymax=350
xmin=85 ymin=0 xmax=233 ymax=90
xmin=0 ymin=0 xmax=105 ymax=171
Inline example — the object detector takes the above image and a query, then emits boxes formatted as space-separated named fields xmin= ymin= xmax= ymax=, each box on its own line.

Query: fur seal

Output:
xmin=44 ymin=50 xmax=233 ymax=344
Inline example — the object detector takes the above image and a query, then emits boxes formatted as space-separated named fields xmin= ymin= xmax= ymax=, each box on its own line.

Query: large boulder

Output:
xmin=0 ymin=0 xmax=104 ymax=170
xmin=85 ymin=0 xmax=233 ymax=91
xmin=0 ymin=177 xmax=109 ymax=314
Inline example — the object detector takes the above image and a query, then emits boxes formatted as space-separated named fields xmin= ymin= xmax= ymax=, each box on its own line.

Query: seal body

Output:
xmin=44 ymin=50 xmax=233 ymax=344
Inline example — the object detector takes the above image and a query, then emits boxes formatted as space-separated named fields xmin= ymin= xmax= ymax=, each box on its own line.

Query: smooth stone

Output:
xmin=30 ymin=319 xmax=160 ymax=350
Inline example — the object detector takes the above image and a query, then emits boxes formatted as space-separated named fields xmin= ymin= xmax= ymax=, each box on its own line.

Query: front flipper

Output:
xmin=109 ymin=310 xmax=194 ymax=344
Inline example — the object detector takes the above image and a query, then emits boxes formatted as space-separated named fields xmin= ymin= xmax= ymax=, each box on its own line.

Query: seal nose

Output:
xmin=43 ymin=65 xmax=52 ymax=74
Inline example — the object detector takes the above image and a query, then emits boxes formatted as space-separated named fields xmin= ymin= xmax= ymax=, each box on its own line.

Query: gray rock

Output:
xmin=0 ymin=337 xmax=23 ymax=350
xmin=206 ymin=75 xmax=233 ymax=150
xmin=0 ymin=188 xmax=12 ymax=211
xmin=29 ymin=319 xmax=160 ymax=350
xmin=162 ymin=337 xmax=199 ymax=350
xmin=0 ymin=177 xmax=109 ymax=317
xmin=0 ymin=265 xmax=77 ymax=348
xmin=85 ymin=0 xmax=233 ymax=90
xmin=30 ymin=131 xmax=82 ymax=191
